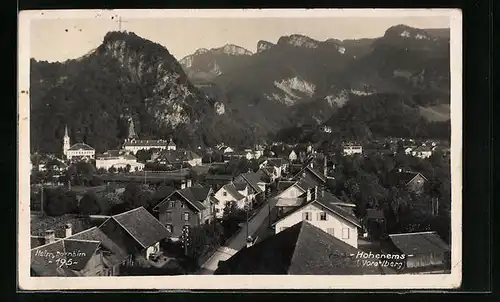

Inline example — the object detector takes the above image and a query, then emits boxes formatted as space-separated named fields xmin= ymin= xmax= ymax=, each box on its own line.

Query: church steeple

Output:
xmin=63 ymin=125 xmax=70 ymax=156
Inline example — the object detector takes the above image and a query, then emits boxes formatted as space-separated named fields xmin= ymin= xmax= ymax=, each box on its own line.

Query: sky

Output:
xmin=28 ymin=11 xmax=451 ymax=62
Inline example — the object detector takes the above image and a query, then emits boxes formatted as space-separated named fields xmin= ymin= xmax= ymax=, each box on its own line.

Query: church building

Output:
xmin=63 ymin=125 xmax=95 ymax=161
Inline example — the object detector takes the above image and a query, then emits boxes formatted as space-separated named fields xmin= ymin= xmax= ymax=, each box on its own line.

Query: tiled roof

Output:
xmin=274 ymin=197 xmax=361 ymax=228
xmin=389 ymin=231 xmax=450 ymax=255
xmin=293 ymin=166 xmax=327 ymax=184
xmin=69 ymin=226 xmax=128 ymax=266
xmin=237 ymin=172 xmax=264 ymax=194
xmin=387 ymin=170 xmax=427 ymax=187
xmin=112 ymin=207 xmax=170 ymax=249
xmin=277 ymin=181 xmax=296 ymax=192
xmin=68 ymin=143 xmax=94 ymax=151
xmin=215 ymin=221 xmax=395 ymax=275
xmin=173 ymin=188 xmax=207 ymax=212
xmin=30 ymin=214 xmax=95 ymax=239
xmin=222 ymin=183 xmax=245 ymax=200
xmin=155 ymin=150 xmax=201 ymax=164
xmin=123 ymin=140 xmax=169 ymax=147
xmin=31 ymin=238 xmax=101 ymax=276
xmin=233 ymin=182 xmax=247 ymax=191
xmin=267 ymin=158 xmax=285 ymax=167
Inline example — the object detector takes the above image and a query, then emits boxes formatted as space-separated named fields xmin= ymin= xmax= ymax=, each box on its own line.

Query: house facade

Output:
xmin=289 ymin=150 xmax=298 ymax=162
xmin=342 ymin=143 xmax=363 ymax=156
xmin=153 ymin=187 xmax=214 ymax=239
xmin=274 ymin=201 xmax=361 ymax=248
xmin=213 ymin=183 xmax=249 ymax=218
xmin=96 ymin=154 xmax=145 ymax=171
xmin=411 ymin=146 xmax=433 ymax=159
xmin=122 ymin=139 xmax=170 ymax=153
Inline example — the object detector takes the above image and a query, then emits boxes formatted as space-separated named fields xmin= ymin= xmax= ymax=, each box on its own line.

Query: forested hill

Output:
xmin=30 ymin=31 xmax=254 ymax=155
xmin=275 ymin=92 xmax=450 ymax=144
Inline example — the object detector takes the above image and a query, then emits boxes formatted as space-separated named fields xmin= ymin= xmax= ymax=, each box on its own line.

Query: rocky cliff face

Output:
xmin=30 ymin=31 xmax=248 ymax=153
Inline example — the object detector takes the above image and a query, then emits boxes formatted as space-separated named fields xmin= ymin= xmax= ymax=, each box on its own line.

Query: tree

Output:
xmin=108 ymin=166 xmax=117 ymax=174
xmin=43 ymin=187 xmax=78 ymax=216
xmin=78 ymin=191 xmax=101 ymax=215
xmin=121 ymin=183 xmax=154 ymax=210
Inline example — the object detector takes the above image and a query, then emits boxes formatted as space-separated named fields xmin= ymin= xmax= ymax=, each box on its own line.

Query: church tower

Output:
xmin=63 ymin=125 xmax=70 ymax=156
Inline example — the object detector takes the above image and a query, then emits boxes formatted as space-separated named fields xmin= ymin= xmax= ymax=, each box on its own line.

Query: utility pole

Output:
xmin=40 ymin=184 xmax=44 ymax=216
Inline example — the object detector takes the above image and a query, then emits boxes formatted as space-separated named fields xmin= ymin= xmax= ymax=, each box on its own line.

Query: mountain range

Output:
xmin=30 ymin=24 xmax=451 ymax=154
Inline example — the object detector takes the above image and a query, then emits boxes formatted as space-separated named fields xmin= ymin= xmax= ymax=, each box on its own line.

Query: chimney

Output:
xmin=44 ymin=230 xmax=56 ymax=245
xmin=187 ymin=179 xmax=192 ymax=188
xmin=306 ymin=188 xmax=312 ymax=202
xmin=398 ymin=168 xmax=402 ymax=173
xmin=314 ymin=186 xmax=318 ymax=201
xmin=309 ymin=162 xmax=314 ymax=168
xmin=64 ymin=223 xmax=72 ymax=238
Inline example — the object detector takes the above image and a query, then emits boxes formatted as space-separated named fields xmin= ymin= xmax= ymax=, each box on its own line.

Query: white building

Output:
xmin=289 ymin=150 xmax=298 ymax=162
xmin=273 ymin=195 xmax=361 ymax=248
xmin=122 ymin=139 xmax=170 ymax=154
xmin=411 ymin=145 xmax=433 ymax=159
xmin=342 ymin=143 xmax=363 ymax=156
xmin=213 ymin=182 xmax=250 ymax=218
xmin=96 ymin=153 xmax=145 ymax=172
xmin=63 ymin=126 xmax=95 ymax=160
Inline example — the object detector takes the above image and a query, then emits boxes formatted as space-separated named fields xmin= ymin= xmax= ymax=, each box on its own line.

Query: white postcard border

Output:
xmin=18 ymin=8 xmax=462 ymax=290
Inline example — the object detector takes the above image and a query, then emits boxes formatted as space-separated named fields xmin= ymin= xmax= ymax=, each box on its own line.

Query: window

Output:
xmin=169 ymin=201 xmax=175 ymax=208
xmin=342 ymin=228 xmax=350 ymax=239
xmin=166 ymin=224 xmax=173 ymax=233
xmin=180 ymin=203 xmax=185 ymax=208
xmin=183 ymin=212 xmax=189 ymax=221
xmin=318 ymin=212 xmax=327 ymax=221
xmin=215 ymin=208 xmax=220 ymax=213
xmin=327 ymin=228 xmax=335 ymax=235
xmin=302 ymin=212 xmax=311 ymax=221
xmin=222 ymin=191 xmax=227 ymax=197
xmin=165 ymin=211 xmax=172 ymax=221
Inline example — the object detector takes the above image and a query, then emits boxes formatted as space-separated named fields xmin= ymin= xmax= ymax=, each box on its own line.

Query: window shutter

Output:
xmin=317 ymin=212 xmax=321 ymax=220
xmin=302 ymin=212 xmax=307 ymax=220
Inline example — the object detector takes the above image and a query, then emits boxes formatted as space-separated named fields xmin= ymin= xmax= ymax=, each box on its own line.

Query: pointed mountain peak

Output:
xmin=383 ymin=24 xmax=430 ymax=40
xmin=257 ymin=40 xmax=275 ymax=53
xmin=277 ymin=34 xmax=320 ymax=48
xmin=211 ymin=44 xmax=253 ymax=56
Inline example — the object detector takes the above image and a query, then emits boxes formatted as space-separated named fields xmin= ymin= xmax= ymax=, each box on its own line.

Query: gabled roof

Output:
xmin=215 ymin=221 xmax=395 ymax=275
xmin=389 ymin=231 xmax=450 ymax=255
xmin=221 ymin=183 xmax=245 ymax=200
xmin=233 ymin=182 xmax=247 ymax=191
xmin=293 ymin=165 xmax=326 ymax=184
xmin=277 ymin=180 xmax=296 ymax=192
xmin=267 ymin=158 xmax=286 ymax=167
xmin=68 ymin=143 xmax=94 ymax=151
xmin=387 ymin=170 xmax=428 ymax=187
xmin=69 ymin=226 xmax=128 ymax=266
xmin=274 ymin=198 xmax=361 ymax=228
xmin=236 ymin=172 xmax=264 ymax=194
xmin=31 ymin=238 xmax=101 ymax=276
xmin=111 ymin=207 xmax=170 ymax=249
xmin=155 ymin=149 xmax=201 ymax=164
xmin=155 ymin=187 xmax=209 ymax=212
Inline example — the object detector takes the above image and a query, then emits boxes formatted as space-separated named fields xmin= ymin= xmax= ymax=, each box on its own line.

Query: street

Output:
xmin=198 ymin=196 xmax=279 ymax=274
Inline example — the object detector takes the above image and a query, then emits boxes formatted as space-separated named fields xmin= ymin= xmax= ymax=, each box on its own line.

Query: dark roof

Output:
xmin=267 ymin=158 xmax=286 ymax=167
xmin=413 ymin=145 xmax=433 ymax=152
xmin=215 ymin=221 xmax=395 ymax=275
xmin=31 ymin=236 xmax=47 ymax=249
xmin=155 ymin=149 xmax=201 ymax=164
xmin=236 ymin=172 xmax=264 ymax=194
xmin=112 ymin=207 xmax=170 ymax=249
xmin=295 ymin=173 xmax=321 ymax=192
xmin=274 ymin=197 xmax=361 ymax=228
xmin=222 ymin=183 xmax=245 ymax=200
xmin=293 ymin=166 xmax=327 ymax=184
xmin=176 ymin=188 xmax=208 ymax=211
xmin=30 ymin=214 xmax=95 ymax=239
xmin=190 ymin=187 xmax=212 ymax=202
xmin=68 ymin=143 xmax=94 ymax=151
xmin=277 ymin=181 xmax=296 ymax=192
xmin=233 ymin=182 xmax=247 ymax=191
xmin=69 ymin=226 xmax=128 ymax=266
xmin=387 ymin=170 xmax=427 ymax=187
xmin=389 ymin=232 xmax=450 ymax=255
xmin=31 ymin=238 xmax=101 ymax=276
